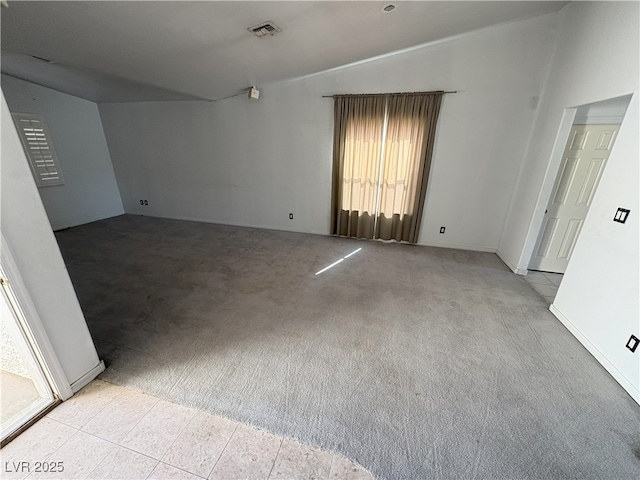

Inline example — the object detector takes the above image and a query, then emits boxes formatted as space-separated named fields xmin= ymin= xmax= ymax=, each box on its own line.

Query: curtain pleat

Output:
xmin=376 ymin=93 xmax=442 ymax=242
xmin=331 ymin=92 xmax=442 ymax=243
xmin=331 ymin=96 xmax=386 ymax=239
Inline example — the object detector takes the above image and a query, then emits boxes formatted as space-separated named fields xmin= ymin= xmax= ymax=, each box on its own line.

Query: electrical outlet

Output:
xmin=440 ymin=226 xmax=445 ymax=234
xmin=144 ymin=200 xmax=148 ymax=206
xmin=289 ymin=213 xmax=294 ymax=220
xmin=140 ymin=200 xmax=144 ymax=205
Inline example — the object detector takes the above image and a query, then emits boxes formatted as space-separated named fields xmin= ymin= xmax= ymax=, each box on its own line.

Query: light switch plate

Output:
xmin=613 ymin=208 xmax=630 ymax=224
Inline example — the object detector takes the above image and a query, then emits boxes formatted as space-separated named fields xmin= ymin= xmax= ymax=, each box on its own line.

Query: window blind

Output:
xmin=12 ymin=113 xmax=65 ymax=187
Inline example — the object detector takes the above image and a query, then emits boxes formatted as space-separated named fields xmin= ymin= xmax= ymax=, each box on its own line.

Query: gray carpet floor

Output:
xmin=55 ymin=215 xmax=640 ymax=480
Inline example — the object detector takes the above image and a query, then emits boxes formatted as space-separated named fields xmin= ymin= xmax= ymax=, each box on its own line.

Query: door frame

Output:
xmin=525 ymin=95 xmax=632 ymax=274
xmin=0 ymin=234 xmax=73 ymax=443
xmin=520 ymin=108 xmax=578 ymax=273
xmin=528 ymin=123 xmax=620 ymax=273
xmin=1 ymin=280 xmax=57 ymax=444
xmin=1 ymin=234 xmax=73 ymax=399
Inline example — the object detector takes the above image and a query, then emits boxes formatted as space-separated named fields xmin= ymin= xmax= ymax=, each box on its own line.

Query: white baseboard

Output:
xmin=550 ymin=305 xmax=639 ymax=405
xmin=123 ymin=212 xmax=512 ymax=255
xmin=125 ymin=212 xmax=324 ymax=237
xmin=496 ymin=250 xmax=528 ymax=275
xmin=125 ymin=212 xmax=498 ymax=253
xmin=417 ymin=241 xmax=496 ymax=253
xmin=70 ymin=360 xmax=105 ymax=395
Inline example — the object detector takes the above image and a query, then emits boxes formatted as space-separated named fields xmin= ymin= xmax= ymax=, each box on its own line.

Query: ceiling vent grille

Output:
xmin=248 ymin=21 xmax=281 ymax=38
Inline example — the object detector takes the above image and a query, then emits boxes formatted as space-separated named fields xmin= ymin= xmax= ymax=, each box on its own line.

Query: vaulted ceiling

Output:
xmin=1 ymin=1 xmax=568 ymax=102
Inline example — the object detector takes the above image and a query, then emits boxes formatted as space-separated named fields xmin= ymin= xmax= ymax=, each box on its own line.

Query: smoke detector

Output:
xmin=248 ymin=21 xmax=282 ymax=38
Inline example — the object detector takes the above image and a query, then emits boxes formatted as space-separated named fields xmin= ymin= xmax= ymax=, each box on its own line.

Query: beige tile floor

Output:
xmin=0 ymin=380 xmax=373 ymax=480
xmin=524 ymin=270 xmax=563 ymax=304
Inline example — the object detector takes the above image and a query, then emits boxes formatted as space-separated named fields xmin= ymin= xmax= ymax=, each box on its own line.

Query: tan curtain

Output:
xmin=376 ymin=93 xmax=442 ymax=242
xmin=331 ymin=92 xmax=443 ymax=243
xmin=331 ymin=95 xmax=386 ymax=239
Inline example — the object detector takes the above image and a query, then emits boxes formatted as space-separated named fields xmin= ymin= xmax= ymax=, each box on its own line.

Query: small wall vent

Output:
xmin=248 ymin=21 xmax=282 ymax=38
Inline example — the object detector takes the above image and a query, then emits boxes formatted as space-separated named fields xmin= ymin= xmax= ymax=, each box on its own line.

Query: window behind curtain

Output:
xmin=331 ymin=92 xmax=443 ymax=243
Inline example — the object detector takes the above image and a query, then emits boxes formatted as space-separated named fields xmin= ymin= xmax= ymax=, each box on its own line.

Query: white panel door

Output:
xmin=530 ymin=124 xmax=620 ymax=273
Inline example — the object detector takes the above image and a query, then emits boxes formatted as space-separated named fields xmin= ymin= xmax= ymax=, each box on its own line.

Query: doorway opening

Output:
xmin=527 ymin=94 xmax=632 ymax=303
xmin=0 ymin=264 xmax=57 ymax=445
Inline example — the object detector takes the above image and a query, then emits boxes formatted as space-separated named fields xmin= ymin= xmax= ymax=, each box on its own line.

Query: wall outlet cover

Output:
xmin=613 ymin=208 xmax=630 ymax=224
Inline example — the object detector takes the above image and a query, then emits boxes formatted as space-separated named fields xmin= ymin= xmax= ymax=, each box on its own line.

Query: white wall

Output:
xmin=498 ymin=2 xmax=639 ymax=401
xmin=2 ymin=74 xmax=123 ymax=230
xmin=553 ymin=97 xmax=639 ymax=402
xmin=1 ymin=90 xmax=102 ymax=386
xmin=498 ymin=2 xmax=639 ymax=272
xmin=98 ymin=12 xmax=558 ymax=251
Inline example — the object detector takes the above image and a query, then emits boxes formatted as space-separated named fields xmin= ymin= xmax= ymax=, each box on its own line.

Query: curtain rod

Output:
xmin=322 ymin=90 xmax=457 ymax=98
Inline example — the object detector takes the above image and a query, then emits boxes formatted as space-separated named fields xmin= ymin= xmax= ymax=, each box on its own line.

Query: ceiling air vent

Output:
xmin=248 ymin=21 xmax=282 ymax=38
